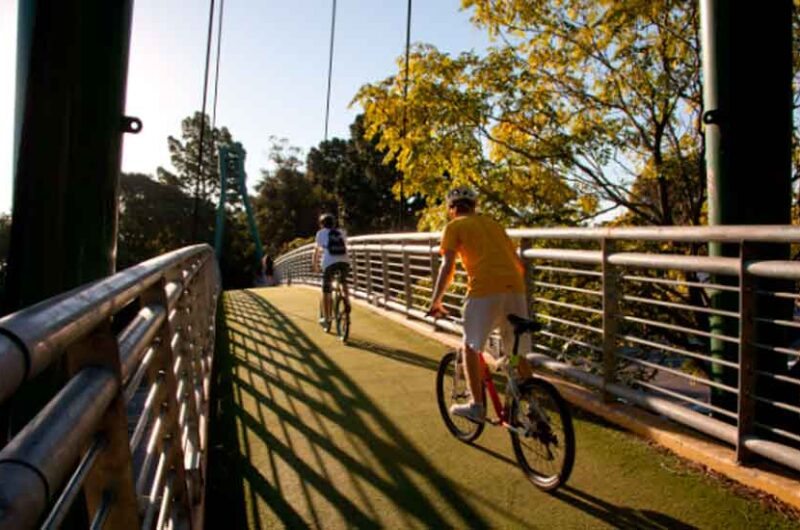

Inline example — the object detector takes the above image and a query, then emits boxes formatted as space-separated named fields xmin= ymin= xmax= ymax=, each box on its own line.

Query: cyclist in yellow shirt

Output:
xmin=428 ymin=187 xmax=533 ymax=423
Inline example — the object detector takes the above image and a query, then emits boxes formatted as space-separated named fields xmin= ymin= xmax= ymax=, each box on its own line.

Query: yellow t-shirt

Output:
xmin=440 ymin=214 xmax=525 ymax=297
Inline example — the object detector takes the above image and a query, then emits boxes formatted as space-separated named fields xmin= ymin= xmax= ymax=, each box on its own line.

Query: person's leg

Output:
xmin=462 ymin=342 xmax=484 ymax=407
xmin=324 ymin=292 xmax=332 ymax=321
xmin=450 ymin=296 xmax=493 ymax=421
xmin=321 ymin=267 xmax=333 ymax=322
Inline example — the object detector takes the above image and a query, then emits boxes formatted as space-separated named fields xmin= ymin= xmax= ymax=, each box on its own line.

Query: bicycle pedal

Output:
xmin=486 ymin=418 xmax=502 ymax=426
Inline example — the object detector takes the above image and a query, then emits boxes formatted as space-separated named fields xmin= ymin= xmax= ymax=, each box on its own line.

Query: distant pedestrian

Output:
xmin=263 ymin=255 xmax=275 ymax=286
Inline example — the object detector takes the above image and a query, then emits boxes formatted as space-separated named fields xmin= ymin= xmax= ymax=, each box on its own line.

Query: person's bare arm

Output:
xmin=428 ymin=250 xmax=456 ymax=317
xmin=312 ymin=246 xmax=321 ymax=273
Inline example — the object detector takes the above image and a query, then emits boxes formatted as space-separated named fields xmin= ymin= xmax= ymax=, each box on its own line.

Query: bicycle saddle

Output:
xmin=507 ymin=314 xmax=542 ymax=335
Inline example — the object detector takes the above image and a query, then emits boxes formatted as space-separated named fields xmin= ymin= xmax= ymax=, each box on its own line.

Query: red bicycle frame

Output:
xmin=478 ymin=353 xmax=512 ymax=426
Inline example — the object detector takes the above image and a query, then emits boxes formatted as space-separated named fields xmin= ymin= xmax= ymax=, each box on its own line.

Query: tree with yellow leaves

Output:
xmin=355 ymin=0 xmax=703 ymax=227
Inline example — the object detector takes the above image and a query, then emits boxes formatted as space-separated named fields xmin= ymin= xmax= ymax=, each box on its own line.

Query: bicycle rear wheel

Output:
xmin=510 ymin=378 xmax=575 ymax=492
xmin=335 ymin=291 xmax=350 ymax=342
xmin=436 ymin=351 xmax=484 ymax=442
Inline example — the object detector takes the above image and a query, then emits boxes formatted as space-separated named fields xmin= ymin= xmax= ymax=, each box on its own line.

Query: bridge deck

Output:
xmin=206 ymin=287 xmax=795 ymax=529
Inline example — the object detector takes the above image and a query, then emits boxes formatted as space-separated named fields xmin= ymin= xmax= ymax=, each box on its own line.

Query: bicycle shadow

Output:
xmin=336 ymin=337 xmax=704 ymax=530
xmin=206 ymin=290 xmax=490 ymax=529
xmin=552 ymin=486 xmax=699 ymax=530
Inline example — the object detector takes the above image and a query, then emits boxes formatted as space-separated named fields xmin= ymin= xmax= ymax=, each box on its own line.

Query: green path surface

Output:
xmin=207 ymin=287 xmax=796 ymax=529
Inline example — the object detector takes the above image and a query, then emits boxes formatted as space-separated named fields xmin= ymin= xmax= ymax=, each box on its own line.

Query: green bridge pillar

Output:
xmin=701 ymin=1 xmax=793 ymax=419
xmin=6 ymin=0 xmax=135 ymax=310
xmin=4 ymin=0 xmax=135 ymax=452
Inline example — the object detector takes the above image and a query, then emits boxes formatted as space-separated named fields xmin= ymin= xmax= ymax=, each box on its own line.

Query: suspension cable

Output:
xmin=211 ymin=0 xmax=225 ymax=132
xmin=324 ymin=0 xmax=337 ymax=142
xmin=192 ymin=0 xmax=216 ymax=241
xmin=399 ymin=0 xmax=412 ymax=228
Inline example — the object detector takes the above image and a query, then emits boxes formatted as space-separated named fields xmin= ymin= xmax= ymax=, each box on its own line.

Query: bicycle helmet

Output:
xmin=445 ymin=186 xmax=478 ymax=207
xmin=319 ymin=213 xmax=336 ymax=228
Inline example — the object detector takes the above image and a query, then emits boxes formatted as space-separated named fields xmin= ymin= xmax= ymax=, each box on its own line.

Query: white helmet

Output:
xmin=446 ymin=186 xmax=478 ymax=207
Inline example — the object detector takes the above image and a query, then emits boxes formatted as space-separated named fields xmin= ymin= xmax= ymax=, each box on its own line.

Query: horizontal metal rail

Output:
xmin=0 ymin=244 xmax=220 ymax=530
xmin=275 ymin=226 xmax=800 ymax=476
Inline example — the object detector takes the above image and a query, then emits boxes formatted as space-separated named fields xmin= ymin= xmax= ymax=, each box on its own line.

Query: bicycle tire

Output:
xmin=436 ymin=351 xmax=484 ymax=442
xmin=509 ymin=377 xmax=575 ymax=492
xmin=335 ymin=292 xmax=350 ymax=342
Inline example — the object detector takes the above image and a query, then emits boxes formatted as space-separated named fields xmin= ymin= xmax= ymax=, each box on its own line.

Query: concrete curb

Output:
xmin=296 ymin=284 xmax=800 ymax=510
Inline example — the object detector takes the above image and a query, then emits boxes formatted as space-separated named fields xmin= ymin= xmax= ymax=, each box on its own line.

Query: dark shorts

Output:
xmin=322 ymin=262 xmax=350 ymax=293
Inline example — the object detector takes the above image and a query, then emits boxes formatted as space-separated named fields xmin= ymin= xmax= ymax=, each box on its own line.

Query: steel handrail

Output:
xmin=274 ymin=226 xmax=800 ymax=475
xmin=0 ymin=244 xmax=220 ymax=530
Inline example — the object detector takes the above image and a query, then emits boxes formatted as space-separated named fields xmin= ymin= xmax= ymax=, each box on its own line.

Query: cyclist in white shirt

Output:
xmin=312 ymin=213 xmax=350 ymax=326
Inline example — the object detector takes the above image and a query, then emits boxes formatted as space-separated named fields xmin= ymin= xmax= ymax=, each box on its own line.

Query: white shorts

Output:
xmin=462 ymin=292 xmax=531 ymax=357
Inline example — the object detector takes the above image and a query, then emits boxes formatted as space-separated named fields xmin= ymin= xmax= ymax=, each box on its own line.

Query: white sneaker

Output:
xmin=449 ymin=402 xmax=486 ymax=423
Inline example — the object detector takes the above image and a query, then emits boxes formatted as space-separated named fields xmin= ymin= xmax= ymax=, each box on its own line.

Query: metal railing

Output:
xmin=275 ymin=226 xmax=800 ymax=475
xmin=0 ymin=244 xmax=220 ymax=530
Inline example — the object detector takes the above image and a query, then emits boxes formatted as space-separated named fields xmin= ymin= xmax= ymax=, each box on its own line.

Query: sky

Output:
xmin=0 ymin=0 xmax=490 ymax=215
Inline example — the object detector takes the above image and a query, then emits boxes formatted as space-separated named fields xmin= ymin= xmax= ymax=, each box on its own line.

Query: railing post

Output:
xmin=139 ymin=273 xmax=192 ymax=518
xmin=402 ymin=245 xmax=412 ymax=314
xmin=381 ymin=247 xmax=390 ymax=307
xmin=430 ymin=238 xmax=440 ymax=287
xmin=365 ymin=249 xmax=374 ymax=303
xmin=64 ymin=324 xmax=139 ymax=528
xmin=737 ymin=242 xmax=757 ymax=463
xmin=601 ymin=239 xmax=620 ymax=402
xmin=519 ymin=237 xmax=534 ymax=314
xmin=351 ymin=247 xmax=360 ymax=296
xmin=173 ymin=267 xmax=204 ymax=505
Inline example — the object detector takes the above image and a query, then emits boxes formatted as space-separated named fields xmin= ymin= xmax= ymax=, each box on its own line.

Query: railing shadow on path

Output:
xmin=332 ymin=334 xmax=704 ymax=529
xmin=206 ymin=290 xmax=490 ymax=529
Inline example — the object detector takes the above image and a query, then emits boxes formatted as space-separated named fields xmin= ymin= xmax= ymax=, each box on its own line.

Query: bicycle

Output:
xmin=318 ymin=274 xmax=350 ymax=342
xmin=435 ymin=314 xmax=575 ymax=492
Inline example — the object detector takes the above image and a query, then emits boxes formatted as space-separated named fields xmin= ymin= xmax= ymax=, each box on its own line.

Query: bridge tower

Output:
xmin=700 ymin=1 xmax=794 ymax=448
xmin=214 ymin=142 xmax=265 ymax=268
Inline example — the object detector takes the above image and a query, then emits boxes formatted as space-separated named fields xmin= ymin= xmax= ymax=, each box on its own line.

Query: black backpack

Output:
xmin=327 ymin=229 xmax=347 ymax=255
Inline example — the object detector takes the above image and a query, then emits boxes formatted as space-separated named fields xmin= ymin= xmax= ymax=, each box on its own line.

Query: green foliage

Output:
xmin=253 ymin=116 xmax=419 ymax=257
xmin=355 ymin=0 xmax=705 ymax=228
xmin=253 ymin=139 xmax=319 ymax=257
xmin=280 ymin=236 xmax=315 ymax=256
xmin=119 ymin=172 xmax=257 ymax=289
xmin=306 ymin=115 xmax=422 ymax=234
xmin=157 ymin=111 xmax=236 ymax=204
xmin=118 ymin=173 xmax=214 ymax=268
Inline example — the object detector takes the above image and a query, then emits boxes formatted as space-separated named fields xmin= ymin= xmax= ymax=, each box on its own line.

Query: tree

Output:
xmin=253 ymin=139 xmax=319 ymax=256
xmin=157 ymin=112 xmax=235 ymax=204
xmin=355 ymin=0 xmax=703 ymax=227
xmin=119 ymin=173 xmax=254 ymax=288
xmin=118 ymin=173 xmax=214 ymax=268
xmin=306 ymin=115 xmax=420 ymax=234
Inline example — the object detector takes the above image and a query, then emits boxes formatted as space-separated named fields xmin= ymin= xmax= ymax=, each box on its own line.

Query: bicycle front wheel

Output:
xmin=510 ymin=378 xmax=575 ymax=492
xmin=436 ymin=351 xmax=484 ymax=443
xmin=335 ymin=292 xmax=350 ymax=342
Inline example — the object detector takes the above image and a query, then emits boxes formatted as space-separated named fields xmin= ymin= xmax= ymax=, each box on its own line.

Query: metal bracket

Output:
xmin=702 ymin=109 xmax=723 ymax=125
xmin=122 ymin=116 xmax=143 ymax=134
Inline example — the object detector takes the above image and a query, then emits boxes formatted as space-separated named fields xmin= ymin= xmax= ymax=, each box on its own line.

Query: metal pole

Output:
xmin=399 ymin=0 xmax=412 ymax=229
xmin=4 ymin=0 xmax=135 ymax=438
xmin=601 ymin=239 xmax=619 ymax=403
xmin=215 ymin=147 xmax=228 ymax=258
xmin=192 ymin=0 xmax=217 ymax=242
xmin=324 ymin=0 xmax=337 ymax=142
xmin=700 ymin=0 xmax=793 ymax=417
xmin=211 ymin=0 xmax=226 ymax=131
